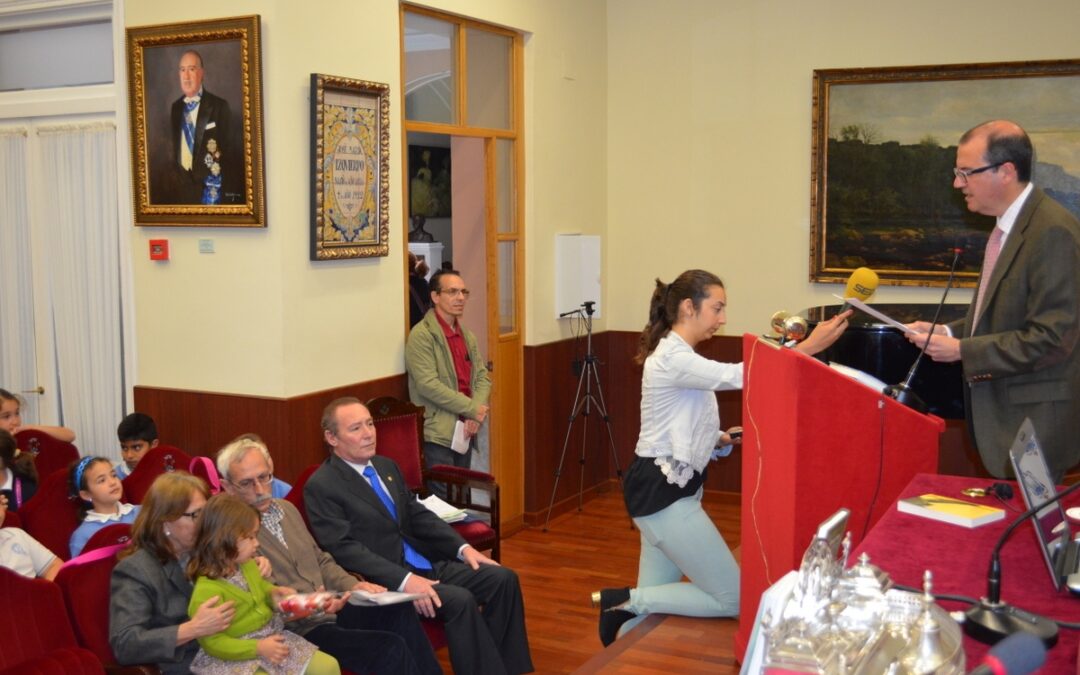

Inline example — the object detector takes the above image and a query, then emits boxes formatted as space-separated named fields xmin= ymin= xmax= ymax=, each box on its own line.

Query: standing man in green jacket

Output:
xmin=405 ymin=269 xmax=492 ymax=498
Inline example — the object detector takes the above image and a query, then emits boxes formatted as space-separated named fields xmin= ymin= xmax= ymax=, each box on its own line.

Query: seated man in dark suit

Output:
xmin=306 ymin=398 xmax=533 ymax=675
xmin=216 ymin=433 xmax=441 ymax=675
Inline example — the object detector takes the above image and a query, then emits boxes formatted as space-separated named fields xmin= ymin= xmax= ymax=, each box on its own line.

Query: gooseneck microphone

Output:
xmin=840 ymin=267 xmax=879 ymax=312
xmin=963 ymin=479 xmax=1080 ymax=647
xmin=968 ymin=631 xmax=1047 ymax=675
xmin=884 ymin=248 xmax=963 ymax=413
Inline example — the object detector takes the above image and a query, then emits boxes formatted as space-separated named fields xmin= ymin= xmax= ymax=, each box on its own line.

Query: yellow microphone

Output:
xmin=842 ymin=267 xmax=879 ymax=311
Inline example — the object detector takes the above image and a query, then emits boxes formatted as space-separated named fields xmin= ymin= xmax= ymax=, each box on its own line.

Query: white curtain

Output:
xmin=36 ymin=122 xmax=123 ymax=457
xmin=0 ymin=129 xmax=42 ymax=419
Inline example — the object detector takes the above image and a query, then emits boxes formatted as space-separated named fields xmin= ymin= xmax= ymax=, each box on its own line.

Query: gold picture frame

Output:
xmin=310 ymin=73 xmax=391 ymax=260
xmin=126 ymin=15 xmax=266 ymax=227
xmin=811 ymin=59 xmax=1080 ymax=286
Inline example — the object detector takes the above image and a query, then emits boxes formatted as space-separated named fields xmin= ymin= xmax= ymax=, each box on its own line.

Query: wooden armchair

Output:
xmin=367 ymin=396 xmax=501 ymax=560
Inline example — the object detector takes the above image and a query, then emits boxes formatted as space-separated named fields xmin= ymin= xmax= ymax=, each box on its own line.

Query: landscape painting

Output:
xmin=810 ymin=60 xmax=1080 ymax=286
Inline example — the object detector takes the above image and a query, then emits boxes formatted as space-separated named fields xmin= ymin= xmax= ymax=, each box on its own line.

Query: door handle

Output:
xmin=20 ymin=386 xmax=44 ymax=395
xmin=487 ymin=361 xmax=494 ymax=372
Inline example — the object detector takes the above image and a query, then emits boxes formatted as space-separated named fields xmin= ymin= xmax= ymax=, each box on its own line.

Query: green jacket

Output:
xmin=188 ymin=559 xmax=276 ymax=661
xmin=405 ymin=309 xmax=491 ymax=448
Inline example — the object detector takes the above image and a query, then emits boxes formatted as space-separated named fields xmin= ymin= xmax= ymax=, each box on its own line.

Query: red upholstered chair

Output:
xmin=82 ymin=522 xmax=133 ymax=554
xmin=16 ymin=429 xmax=79 ymax=484
xmin=283 ymin=463 xmax=323 ymax=532
xmin=55 ymin=545 xmax=157 ymax=675
xmin=188 ymin=456 xmax=223 ymax=494
xmin=0 ymin=510 xmax=21 ymax=529
xmin=121 ymin=444 xmax=192 ymax=504
xmin=19 ymin=468 xmax=80 ymax=560
xmin=0 ymin=565 xmax=104 ymax=674
xmin=367 ymin=396 xmax=501 ymax=561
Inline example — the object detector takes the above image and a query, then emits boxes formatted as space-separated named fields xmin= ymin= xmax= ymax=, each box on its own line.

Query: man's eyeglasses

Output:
xmin=953 ymin=162 xmax=1004 ymax=184
xmin=227 ymin=473 xmax=274 ymax=491
xmin=438 ymin=288 xmax=471 ymax=298
xmin=181 ymin=508 xmax=203 ymax=521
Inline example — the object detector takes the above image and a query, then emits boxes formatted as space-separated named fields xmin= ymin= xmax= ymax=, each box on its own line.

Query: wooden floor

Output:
xmin=435 ymin=486 xmax=742 ymax=674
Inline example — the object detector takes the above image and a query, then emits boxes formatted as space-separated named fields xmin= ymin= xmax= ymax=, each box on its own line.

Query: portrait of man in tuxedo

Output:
xmin=143 ymin=43 xmax=246 ymax=206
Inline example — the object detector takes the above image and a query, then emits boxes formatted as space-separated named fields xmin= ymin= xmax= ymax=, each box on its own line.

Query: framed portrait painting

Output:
xmin=810 ymin=59 xmax=1080 ymax=286
xmin=310 ymin=73 xmax=391 ymax=260
xmin=408 ymin=145 xmax=452 ymax=218
xmin=126 ymin=15 xmax=266 ymax=227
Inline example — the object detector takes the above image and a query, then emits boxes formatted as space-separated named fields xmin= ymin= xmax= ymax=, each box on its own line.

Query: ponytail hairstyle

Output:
xmin=634 ymin=269 xmax=725 ymax=364
xmin=0 ymin=428 xmax=37 ymax=485
xmin=68 ymin=456 xmax=113 ymax=522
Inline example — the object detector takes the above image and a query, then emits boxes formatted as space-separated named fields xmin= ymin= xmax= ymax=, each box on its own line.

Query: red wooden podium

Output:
xmin=733 ymin=334 xmax=944 ymax=659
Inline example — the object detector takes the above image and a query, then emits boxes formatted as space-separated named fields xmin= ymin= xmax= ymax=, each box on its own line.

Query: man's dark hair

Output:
xmin=117 ymin=412 xmax=158 ymax=443
xmin=960 ymin=121 xmax=1034 ymax=182
xmin=429 ymin=268 xmax=462 ymax=294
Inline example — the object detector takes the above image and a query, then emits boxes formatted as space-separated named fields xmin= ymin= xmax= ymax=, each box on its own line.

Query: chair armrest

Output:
xmin=427 ymin=464 xmax=496 ymax=484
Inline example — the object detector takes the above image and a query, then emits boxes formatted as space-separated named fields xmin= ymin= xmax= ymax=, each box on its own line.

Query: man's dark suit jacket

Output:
xmin=305 ymin=454 xmax=467 ymax=588
xmin=168 ymin=88 xmax=233 ymax=203
xmin=947 ymin=186 xmax=1080 ymax=479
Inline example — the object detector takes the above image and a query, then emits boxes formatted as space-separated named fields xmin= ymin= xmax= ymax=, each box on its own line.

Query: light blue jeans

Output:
xmin=620 ymin=487 xmax=740 ymax=636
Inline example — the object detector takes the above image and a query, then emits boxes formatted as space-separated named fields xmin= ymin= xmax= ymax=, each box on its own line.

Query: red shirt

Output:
xmin=434 ymin=311 xmax=472 ymax=399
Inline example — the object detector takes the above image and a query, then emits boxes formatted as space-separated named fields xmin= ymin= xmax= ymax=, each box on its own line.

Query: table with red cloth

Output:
xmin=853 ymin=473 xmax=1080 ymax=673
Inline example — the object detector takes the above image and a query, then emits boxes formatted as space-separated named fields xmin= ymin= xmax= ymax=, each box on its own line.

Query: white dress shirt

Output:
xmin=634 ymin=331 xmax=743 ymax=487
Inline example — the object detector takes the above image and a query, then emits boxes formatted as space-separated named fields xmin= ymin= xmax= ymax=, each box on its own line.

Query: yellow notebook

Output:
xmin=897 ymin=493 xmax=1006 ymax=528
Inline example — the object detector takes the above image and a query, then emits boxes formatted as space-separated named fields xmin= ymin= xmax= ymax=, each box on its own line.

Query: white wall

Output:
xmin=125 ymin=0 xmax=1080 ymax=398
xmin=127 ymin=0 xmax=609 ymax=395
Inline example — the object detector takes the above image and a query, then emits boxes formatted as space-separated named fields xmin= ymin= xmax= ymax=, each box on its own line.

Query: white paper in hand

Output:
xmin=451 ymin=420 xmax=470 ymax=454
xmin=348 ymin=590 xmax=427 ymax=606
xmin=832 ymin=294 xmax=917 ymax=334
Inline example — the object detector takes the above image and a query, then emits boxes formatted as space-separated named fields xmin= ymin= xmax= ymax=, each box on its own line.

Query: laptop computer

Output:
xmin=1008 ymin=417 xmax=1080 ymax=592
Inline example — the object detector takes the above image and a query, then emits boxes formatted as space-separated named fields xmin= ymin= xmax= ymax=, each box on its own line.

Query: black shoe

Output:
xmin=599 ymin=609 xmax=635 ymax=646
xmin=590 ymin=586 xmax=630 ymax=611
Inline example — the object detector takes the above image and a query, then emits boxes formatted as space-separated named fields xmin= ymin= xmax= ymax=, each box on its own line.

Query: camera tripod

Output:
xmin=543 ymin=302 xmax=624 ymax=531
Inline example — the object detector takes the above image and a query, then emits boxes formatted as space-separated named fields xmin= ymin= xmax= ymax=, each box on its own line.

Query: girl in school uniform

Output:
xmin=68 ymin=456 xmax=140 ymax=557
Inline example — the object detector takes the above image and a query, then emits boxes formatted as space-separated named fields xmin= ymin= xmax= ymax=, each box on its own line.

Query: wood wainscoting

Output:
xmin=135 ymin=331 xmax=986 ymax=527
xmin=523 ymin=331 xmax=744 ymax=525
xmin=522 ymin=330 xmax=987 ymax=525
xmin=133 ymin=375 xmax=407 ymax=487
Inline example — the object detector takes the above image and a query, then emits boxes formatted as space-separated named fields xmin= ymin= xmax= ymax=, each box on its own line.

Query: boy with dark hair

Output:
xmin=115 ymin=413 xmax=159 ymax=479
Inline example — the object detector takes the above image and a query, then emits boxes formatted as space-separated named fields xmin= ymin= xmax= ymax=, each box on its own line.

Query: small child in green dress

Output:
xmin=186 ymin=493 xmax=339 ymax=675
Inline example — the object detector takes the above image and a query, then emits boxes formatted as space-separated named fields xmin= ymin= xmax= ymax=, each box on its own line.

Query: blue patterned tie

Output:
xmin=182 ymin=96 xmax=200 ymax=155
xmin=362 ymin=466 xmax=432 ymax=570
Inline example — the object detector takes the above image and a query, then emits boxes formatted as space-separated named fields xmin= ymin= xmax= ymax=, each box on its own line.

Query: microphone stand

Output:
xmin=964 ymin=480 xmax=1080 ymax=647
xmin=884 ymin=248 xmax=962 ymax=413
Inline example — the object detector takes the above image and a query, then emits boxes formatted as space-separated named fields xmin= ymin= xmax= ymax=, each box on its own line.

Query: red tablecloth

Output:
xmin=853 ymin=473 xmax=1080 ymax=673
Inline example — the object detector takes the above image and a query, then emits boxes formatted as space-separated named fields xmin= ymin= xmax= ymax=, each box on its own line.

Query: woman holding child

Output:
xmin=109 ymin=472 xmax=235 ymax=674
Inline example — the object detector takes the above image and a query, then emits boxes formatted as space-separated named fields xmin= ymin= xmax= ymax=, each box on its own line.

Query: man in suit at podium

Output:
xmin=907 ymin=120 xmax=1080 ymax=481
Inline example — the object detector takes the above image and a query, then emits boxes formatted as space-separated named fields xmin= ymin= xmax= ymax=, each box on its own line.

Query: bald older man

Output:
xmin=907 ymin=120 xmax=1080 ymax=481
